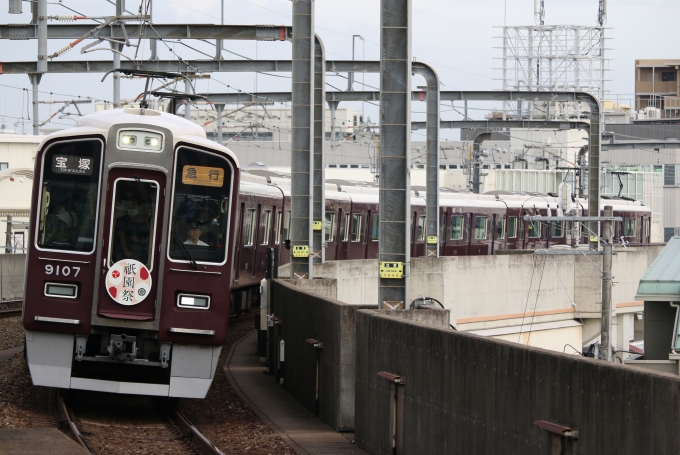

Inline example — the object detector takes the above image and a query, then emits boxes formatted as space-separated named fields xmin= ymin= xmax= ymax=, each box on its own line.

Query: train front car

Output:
xmin=23 ymin=108 xmax=240 ymax=398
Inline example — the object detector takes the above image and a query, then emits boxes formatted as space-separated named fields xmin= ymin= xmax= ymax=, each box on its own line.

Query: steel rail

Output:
xmin=170 ymin=405 xmax=225 ymax=455
xmin=57 ymin=393 xmax=92 ymax=453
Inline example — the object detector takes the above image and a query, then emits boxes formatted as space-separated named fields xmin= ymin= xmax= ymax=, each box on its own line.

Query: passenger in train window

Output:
xmin=185 ymin=221 xmax=208 ymax=246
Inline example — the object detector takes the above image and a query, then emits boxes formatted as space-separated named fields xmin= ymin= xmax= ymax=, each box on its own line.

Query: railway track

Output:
xmin=59 ymin=391 xmax=224 ymax=455
xmin=0 ymin=299 xmax=22 ymax=318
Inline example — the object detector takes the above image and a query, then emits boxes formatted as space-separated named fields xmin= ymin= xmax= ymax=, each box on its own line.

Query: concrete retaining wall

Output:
xmin=0 ymin=253 xmax=25 ymax=300
xmin=271 ymin=278 xmax=375 ymax=430
xmin=355 ymin=310 xmax=680 ymax=455
xmin=270 ymin=279 xmax=450 ymax=431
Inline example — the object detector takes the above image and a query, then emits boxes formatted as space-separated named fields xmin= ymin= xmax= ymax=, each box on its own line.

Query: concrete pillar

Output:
xmin=290 ymin=0 xmax=314 ymax=280
xmin=378 ymin=0 xmax=411 ymax=309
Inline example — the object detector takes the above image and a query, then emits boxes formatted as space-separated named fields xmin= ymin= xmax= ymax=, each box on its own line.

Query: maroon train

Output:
xmin=22 ymin=107 xmax=652 ymax=398
xmin=230 ymin=171 xmax=652 ymax=312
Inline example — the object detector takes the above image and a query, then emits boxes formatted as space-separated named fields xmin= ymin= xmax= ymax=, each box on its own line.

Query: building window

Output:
xmin=665 ymin=228 xmax=675 ymax=242
xmin=350 ymin=164 xmax=359 ymax=168
xmin=328 ymin=164 xmax=337 ymax=168
xmin=0 ymin=162 xmax=7 ymax=171
xmin=665 ymin=164 xmax=676 ymax=185
xmin=646 ymin=73 xmax=659 ymax=82
xmin=339 ymin=164 xmax=348 ymax=168
xmin=449 ymin=164 xmax=458 ymax=169
xmin=662 ymin=71 xmax=676 ymax=82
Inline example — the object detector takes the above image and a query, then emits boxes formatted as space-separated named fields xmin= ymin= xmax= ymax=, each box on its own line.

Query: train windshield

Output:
xmin=168 ymin=146 xmax=233 ymax=264
xmin=36 ymin=139 xmax=102 ymax=253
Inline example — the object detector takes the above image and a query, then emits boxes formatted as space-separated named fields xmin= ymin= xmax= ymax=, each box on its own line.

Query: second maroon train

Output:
xmin=229 ymin=170 xmax=652 ymax=312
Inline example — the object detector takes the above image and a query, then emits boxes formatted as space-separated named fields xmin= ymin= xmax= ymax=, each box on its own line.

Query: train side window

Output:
xmin=450 ymin=216 xmax=463 ymax=240
xmin=325 ymin=212 xmax=336 ymax=242
xmin=260 ymin=210 xmax=271 ymax=245
xmin=343 ymin=213 xmax=350 ymax=241
xmin=624 ymin=218 xmax=635 ymax=236
xmin=645 ymin=218 xmax=650 ymax=238
xmin=496 ymin=217 xmax=506 ymax=239
xmin=474 ymin=216 xmax=488 ymax=240
xmin=351 ymin=214 xmax=362 ymax=242
xmin=283 ymin=210 xmax=291 ymax=241
xmin=36 ymin=139 xmax=103 ymax=254
xmin=244 ymin=209 xmax=256 ymax=246
xmin=551 ymin=220 xmax=563 ymax=238
xmin=275 ymin=211 xmax=282 ymax=244
xmin=417 ymin=215 xmax=426 ymax=241
xmin=372 ymin=214 xmax=379 ymax=241
xmin=507 ymin=217 xmax=517 ymax=238
xmin=528 ymin=220 xmax=540 ymax=238
xmin=464 ymin=215 xmax=471 ymax=241
xmin=168 ymin=146 xmax=233 ymax=264
xmin=450 ymin=215 xmax=463 ymax=240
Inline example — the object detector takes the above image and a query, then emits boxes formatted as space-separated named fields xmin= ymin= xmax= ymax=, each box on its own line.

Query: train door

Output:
xmin=324 ymin=210 xmax=337 ymax=261
xmin=97 ymin=169 xmax=165 ymax=320
xmin=368 ymin=211 xmax=379 ymax=259
xmin=348 ymin=210 xmax=364 ymax=260
xmin=233 ymin=203 xmax=244 ymax=282
xmin=363 ymin=210 xmax=371 ymax=259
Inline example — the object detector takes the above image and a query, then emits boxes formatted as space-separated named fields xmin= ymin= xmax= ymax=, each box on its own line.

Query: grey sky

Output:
xmin=0 ymin=0 xmax=677 ymax=140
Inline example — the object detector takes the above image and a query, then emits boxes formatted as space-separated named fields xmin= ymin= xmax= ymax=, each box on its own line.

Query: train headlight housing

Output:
xmin=177 ymin=293 xmax=211 ymax=310
xmin=117 ymin=130 xmax=163 ymax=152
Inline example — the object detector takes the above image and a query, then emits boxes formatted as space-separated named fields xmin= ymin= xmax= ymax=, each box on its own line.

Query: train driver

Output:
xmin=184 ymin=221 xmax=208 ymax=246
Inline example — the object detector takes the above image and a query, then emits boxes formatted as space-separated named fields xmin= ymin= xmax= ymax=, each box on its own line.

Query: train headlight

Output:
xmin=121 ymin=135 xmax=136 ymax=145
xmin=177 ymin=293 xmax=211 ymax=310
xmin=117 ymin=130 xmax=163 ymax=152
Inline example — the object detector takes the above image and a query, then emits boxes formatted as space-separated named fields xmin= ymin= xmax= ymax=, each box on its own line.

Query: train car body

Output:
xmin=23 ymin=108 xmax=239 ymax=398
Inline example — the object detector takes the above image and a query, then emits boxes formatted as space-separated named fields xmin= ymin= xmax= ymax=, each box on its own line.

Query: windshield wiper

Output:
xmin=134 ymin=175 xmax=197 ymax=269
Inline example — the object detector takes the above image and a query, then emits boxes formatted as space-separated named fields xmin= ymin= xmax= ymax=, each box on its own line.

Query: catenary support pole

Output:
xmin=379 ymin=0 xmax=411 ymax=309
xmin=312 ymin=36 xmax=325 ymax=263
xmin=601 ymin=205 xmax=613 ymax=361
xmin=215 ymin=104 xmax=224 ymax=145
xmin=149 ymin=0 xmax=157 ymax=60
xmin=417 ymin=64 xmax=440 ymax=258
xmin=184 ymin=78 xmax=192 ymax=119
xmin=290 ymin=0 xmax=314 ymax=280
xmin=113 ymin=0 xmax=124 ymax=108
xmin=29 ymin=73 xmax=42 ymax=135
xmin=587 ymin=97 xmax=601 ymax=250
xmin=5 ymin=213 xmax=12 ymax=254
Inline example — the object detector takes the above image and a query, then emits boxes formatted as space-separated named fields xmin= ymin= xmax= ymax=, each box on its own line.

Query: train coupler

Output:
xmin=160 ymin=343 xmax=171 ymax=368
xmin=74 ymin=336 xmax=87 ymax=361
xmin=107 ymin=334 xmax=138 ymax=361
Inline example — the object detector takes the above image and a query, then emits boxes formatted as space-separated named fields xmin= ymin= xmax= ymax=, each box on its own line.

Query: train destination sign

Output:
xmin=51 ymin=155 xmax=94 ymax=176
xmin=182 ymin=165 xmax=224 ymax=187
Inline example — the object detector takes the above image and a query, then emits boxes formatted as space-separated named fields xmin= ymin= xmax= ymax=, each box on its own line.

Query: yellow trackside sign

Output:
xmin=313 ymin=221 xmax=323 ymax=231
xmin=427 ymin=236 xmax=438 ymax=244
xmin=380 ymin=262 xmax=403 ymax=279
xmin=292 ymin=245 xmax=310 ymax=258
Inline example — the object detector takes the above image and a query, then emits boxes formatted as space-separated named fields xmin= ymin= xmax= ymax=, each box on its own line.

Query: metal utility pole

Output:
xmin=5 ymin=214 xmax=12 ymax=254
xmin=421 ymin=65 xmax=440 ymax=259
xmin=29 ymin=0 xmax=47 ymax=135
xmin=347 ymin=35 xmax=362 ymax=91
xmin=601 ymin=205 xmax=613 ymax=361
xmin=378 ymin=0 xmax=411 ymax=309
xmin=113 ymin=0 xmax=125 ymax=108
xmin=312 ymin=37 xmax=325 ymax=263
xmin=290 ymin=0 xmax=314 ymax=280
xmin=149 ymin=0 xmax=157 ymax=60
xmin=215 ymin=104 xmax=224 ymax=144
xmin=598 ymin=0 xmax=607 ymax=26
xmin=184 ymin=78 xmax=192 ymax=119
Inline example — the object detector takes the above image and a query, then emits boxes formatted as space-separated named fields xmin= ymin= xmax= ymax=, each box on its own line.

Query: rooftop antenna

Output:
xmin=598 ymin=0 xmax=607 ymax=26
xmin=534 ymin=0 xmax=545 ymax=25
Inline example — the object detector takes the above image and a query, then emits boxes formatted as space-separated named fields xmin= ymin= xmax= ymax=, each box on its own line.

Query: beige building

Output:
xmin=635 ymin=59 xmax=680 ymax=118
xmin=0 ymin=135 xmax=40 ymax=253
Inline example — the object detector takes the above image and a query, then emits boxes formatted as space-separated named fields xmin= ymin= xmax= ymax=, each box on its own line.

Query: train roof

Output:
xmin=38 ymin=108 xmax=240 ymax=167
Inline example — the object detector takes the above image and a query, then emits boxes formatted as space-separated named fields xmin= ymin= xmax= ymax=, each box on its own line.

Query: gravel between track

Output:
xmin=0 ymin=316 xmax=25 ymax=350
xmin=179 ymin=317 xmax=295 ymax=455
xmin=0 ymin=314 xmax=295 ymax=454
